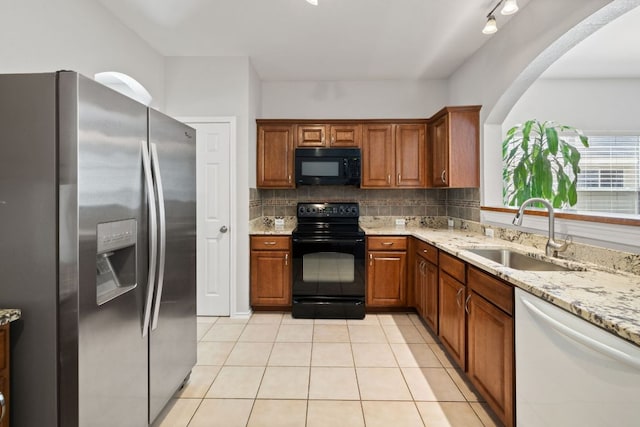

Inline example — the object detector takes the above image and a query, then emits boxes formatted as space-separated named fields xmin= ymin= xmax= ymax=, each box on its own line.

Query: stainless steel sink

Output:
xmin=466 ymin=248 xmax=573 ymax=271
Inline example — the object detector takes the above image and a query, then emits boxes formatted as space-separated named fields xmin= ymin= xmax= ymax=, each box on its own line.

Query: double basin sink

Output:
xmin=465 ymin=248 xmax=575 ymax=272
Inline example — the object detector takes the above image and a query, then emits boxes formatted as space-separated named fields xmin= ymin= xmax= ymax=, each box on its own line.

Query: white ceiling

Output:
xmin=96 ymin=0 xmax=638 ymax=82
xmin=97 ymin=0 xmax=529 ymax=81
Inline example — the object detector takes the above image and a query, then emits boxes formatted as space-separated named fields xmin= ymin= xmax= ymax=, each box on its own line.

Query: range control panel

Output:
xmin=297 ymin=202 xmax=359 ymax=218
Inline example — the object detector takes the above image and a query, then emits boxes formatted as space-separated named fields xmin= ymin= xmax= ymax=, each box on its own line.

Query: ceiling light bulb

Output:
xmin=306 ymin=0 xmax=318 ymax=5
xmin=482 ymin=15 xmax=498 ymax=34
xmin=501 ymin=0 xmax=519 ymax=15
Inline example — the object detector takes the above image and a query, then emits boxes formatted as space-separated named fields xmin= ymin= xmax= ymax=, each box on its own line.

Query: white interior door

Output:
xmin=187 ymin=119 xmax=233 ymax=315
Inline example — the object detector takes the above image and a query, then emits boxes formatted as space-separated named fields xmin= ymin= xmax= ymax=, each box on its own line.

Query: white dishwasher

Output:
xmin=515 ymin=288 xmax=640 ymax=427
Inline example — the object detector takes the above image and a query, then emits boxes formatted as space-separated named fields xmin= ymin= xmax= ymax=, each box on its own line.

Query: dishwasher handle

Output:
xmin=520 ymin=297 xmax=640 ymax=370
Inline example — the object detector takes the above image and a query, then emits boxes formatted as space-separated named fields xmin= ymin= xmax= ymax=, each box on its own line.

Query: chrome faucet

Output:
xmin=512 ymin=198 xmax=570 ymax=257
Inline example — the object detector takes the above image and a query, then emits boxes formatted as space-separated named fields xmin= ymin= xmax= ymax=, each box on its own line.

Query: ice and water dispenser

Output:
xmin=96 ymin=219 xmax=137 ymax=305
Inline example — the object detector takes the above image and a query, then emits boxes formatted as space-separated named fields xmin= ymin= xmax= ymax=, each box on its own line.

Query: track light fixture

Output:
xmin=482 ymin=0 xmax=519 ymax=34
xmin=482 ymin=15 xmax=498 ymax=35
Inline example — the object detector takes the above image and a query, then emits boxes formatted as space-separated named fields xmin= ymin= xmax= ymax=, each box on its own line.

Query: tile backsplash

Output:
xmin=253 ymin=186 xmax=480 ymax=220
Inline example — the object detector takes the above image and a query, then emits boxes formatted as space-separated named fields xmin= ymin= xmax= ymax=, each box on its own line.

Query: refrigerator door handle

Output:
xmin=141 ymin=140 xmax=158 ymax=337
xmin=150 ymin=143 xmax=166 ymax=331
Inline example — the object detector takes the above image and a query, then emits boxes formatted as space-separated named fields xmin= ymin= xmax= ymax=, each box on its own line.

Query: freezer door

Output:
xmin=69 ymin=73 xmax=149 ymax=427
xmin=0 ymin=73 xmax=60 ymax=427
xmin=148 ymin=109 xmax=197 ymax=424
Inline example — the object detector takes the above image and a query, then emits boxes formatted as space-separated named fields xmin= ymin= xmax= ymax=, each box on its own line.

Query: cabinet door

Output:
xmin=438 ymin=271 xmax=466 ymax=369
xmin=361 ymin=124 xmax=394 ymax=188
xmin=297 ymin=124 xmax=327 ymax=147
xmin=367 ymin=250 xmax=406 ymax=307
xmin=413 ymin=257 xmax=425 ymax=317
xmin=430 ymin=115 xmax=449 ymax=187
xmin=423 ymin=261 xmax=439 ymax=334
xmin=467 ymin=292 xmax=514 ymax=427
xmin=250 ymin=250 xmax=291 ymax=306
xmin=395 ymin=124 xmax=426 ymax=187
xmin=257 ymin=125 xmax=295 ymax=188
xmin=330 ymin=124 xmax=361 ymax=147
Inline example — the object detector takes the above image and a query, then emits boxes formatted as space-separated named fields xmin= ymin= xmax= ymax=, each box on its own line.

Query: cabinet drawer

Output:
xmin=468 ymin=266 xmax=513 ymax=315
xmin=439 ymin=252 xmax=465 ymax=283
xmin=413 ymin=238 xmax=438 ymax=265
xmin=368 ymin=236 xmax=407 ymax=251
xmin=250 ymin=236 xmax=291 ymax=251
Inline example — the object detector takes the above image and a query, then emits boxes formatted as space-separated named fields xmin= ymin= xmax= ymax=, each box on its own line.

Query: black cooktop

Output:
xmin=293 ymin=202 xmax=363 ymax=237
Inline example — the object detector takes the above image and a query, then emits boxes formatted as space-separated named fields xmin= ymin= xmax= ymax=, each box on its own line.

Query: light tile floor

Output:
xmin=152 ymin=312 xmax=501 ymax=427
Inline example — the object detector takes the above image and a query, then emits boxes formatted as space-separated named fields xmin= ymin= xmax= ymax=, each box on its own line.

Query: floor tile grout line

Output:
xmin=192 ymin=313 xmax=498 ymax=427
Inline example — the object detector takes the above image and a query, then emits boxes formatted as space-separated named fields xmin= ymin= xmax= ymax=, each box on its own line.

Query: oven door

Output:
xmin=291 ymin=235 xmax=365 ymax=318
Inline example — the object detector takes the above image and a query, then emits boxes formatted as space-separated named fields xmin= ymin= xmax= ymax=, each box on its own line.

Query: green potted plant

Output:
xmin=503 ymin=119 xmax=589 ymax=208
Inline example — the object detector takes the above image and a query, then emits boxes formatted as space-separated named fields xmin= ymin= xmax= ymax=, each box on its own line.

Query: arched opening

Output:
xmin=477 ymin=1 xmax=640 ymax=250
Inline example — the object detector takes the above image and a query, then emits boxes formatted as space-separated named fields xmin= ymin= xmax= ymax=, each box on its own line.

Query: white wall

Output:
xmin=0 ymin=0 xmax=165 ymax=108
xmin=504 ymin=78 xmax=640 ymax=132
xmin=164 ymin=56 xmax=255 ymax=316
xmin=261 ymin=80 xmax=448 ymax=118
xmin=249 ymin=62 xmax=262 ymax=187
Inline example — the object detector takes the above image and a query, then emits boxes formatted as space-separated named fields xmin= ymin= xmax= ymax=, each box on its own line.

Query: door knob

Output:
xmin=220 ymin=226 xmax=228 ymax=233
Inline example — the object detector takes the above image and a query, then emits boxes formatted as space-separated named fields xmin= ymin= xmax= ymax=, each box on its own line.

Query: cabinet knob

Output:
xmin=440 ymin=170 xmax=447 ymax=184
xmin=423 ymin=249 xmax=428 ymax=253
xmin=465 ymin=294 xmax=472 ymax=314
xmin=264 ymin=241 xmax=277 ymax=245
xmin=387 ymin=174 xmax=391 ymax=184
xmin=285 ymin=253 xmax=289 ymax=266
xmin=381 ymin=242 xmax=394 ymax=246
xmin=398 ymin=174 xmax=401 ymax=183
xmin=288 ymin=175 xmax=292 ymax=184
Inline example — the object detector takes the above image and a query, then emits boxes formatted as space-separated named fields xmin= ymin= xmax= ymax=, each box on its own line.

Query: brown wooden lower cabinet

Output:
xmin=438 ymin=271 xmax=466 ymax=369
xmin=250 ymin=236 xmax=292 ymax=307
xmin=467 ymin=292 xmax=514 ymax=427
xmin=382 ymin=237 xmax=514 ymax=426
xmin=0 ymin=323 xmax=10 ymax=427
xmin=467 ymin=266 xmax=515 ymax=427
xmin=366 ymin=236 xmax=407 ymax=307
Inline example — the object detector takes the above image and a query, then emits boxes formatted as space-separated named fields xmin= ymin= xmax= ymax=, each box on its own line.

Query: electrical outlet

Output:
xmin=395 ymin=218 xmax=406 ymax=226
xmin=275 ymin=218 xmax=285 ymax=226
xmin=447 ymin=218 xmax=454 ymax=228
xmin=485 ymin=228 xmax=494 ymax=238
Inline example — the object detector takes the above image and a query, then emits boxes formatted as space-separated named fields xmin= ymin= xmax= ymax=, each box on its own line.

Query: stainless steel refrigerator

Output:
xmin=0 ymin=71 xmax=197 ymax=427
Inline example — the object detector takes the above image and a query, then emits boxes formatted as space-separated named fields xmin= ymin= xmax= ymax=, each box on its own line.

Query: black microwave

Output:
xmin=295 ymin=148 xmax=361 ymax=186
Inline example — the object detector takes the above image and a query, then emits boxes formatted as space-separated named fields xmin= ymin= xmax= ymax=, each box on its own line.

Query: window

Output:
xmin=566 ymin=135 xmax=640 ymax=215
xmin=503 ymin=134 xmax=640 ymax=216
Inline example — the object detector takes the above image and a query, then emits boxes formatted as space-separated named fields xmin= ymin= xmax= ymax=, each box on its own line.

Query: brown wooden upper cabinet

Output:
xmin=429 ymin=106 xmax=481 ymax=188
xmin=296 ymin=124 xmax=362 ymax=148
xmin=361 ymin=123 xmax=426 ymax=188
xmin=257 ymin=124 xmax=295 ymax=188
xmin=296 ymin=124 xmax=326 ymax=147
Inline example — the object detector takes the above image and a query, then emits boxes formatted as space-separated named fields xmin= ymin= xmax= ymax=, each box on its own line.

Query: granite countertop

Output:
xmin=249 ymin=217 xmax=296 ymax=235
xmin=0 ymin=309 xmax=22 ymax=325
xmin=362 ymin=225 xmax=640 ymax=347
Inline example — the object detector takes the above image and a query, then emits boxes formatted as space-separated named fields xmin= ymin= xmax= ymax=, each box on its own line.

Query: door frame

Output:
xmin=178 ymin=116 xmax=237 ymax=316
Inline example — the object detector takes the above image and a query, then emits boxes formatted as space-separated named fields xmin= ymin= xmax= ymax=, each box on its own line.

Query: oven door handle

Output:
xmin=293 ymin=237 xmax=365 ymax=244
